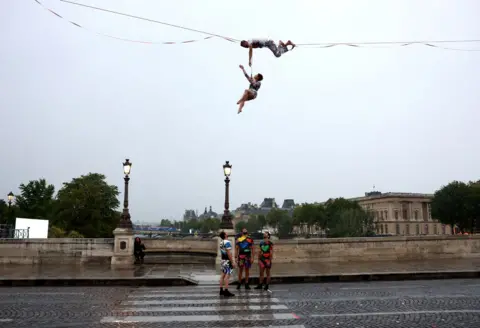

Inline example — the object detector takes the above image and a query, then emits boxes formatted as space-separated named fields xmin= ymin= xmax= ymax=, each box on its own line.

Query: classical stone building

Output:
xmin=182 ymin=209 xmax=198 ymax=221
xmin=198 ymin=206 xmax=219 ymax=220
xmin=233 ymin=198 xmax=296 ymax=228
xmin=350 ymin=191 xmax=453 ymax=236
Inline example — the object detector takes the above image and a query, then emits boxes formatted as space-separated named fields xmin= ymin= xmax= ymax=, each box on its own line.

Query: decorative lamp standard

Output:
xmin=220 ymin=161 xmax=233 ymax=229
xmin=7 ymin=192 xmax=14 ymax=207
xmin=117 ymin=159 xmax=133 ymax=229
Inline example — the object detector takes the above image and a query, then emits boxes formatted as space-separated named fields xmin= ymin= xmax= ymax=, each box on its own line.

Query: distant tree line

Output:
xmin=0 ymin=174 xmax=120 ymax=238
xmin=235 ymin=198 xmax=375 ymax=238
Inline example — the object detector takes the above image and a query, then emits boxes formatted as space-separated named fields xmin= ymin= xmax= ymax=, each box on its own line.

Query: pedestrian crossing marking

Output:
xmin=101 ymin=287 xmax=302 ymax=327
xmin=118 ymin=304 xmax=289 ymax=312
xmin=101 ymin=313 xmax=296 ymax=322
xmin=122 ymin=297 xmax=280 ymax=305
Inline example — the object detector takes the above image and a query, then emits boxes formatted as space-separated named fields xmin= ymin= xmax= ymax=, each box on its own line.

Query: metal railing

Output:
xmin=0 ymin=224 xmax=30 ymax=239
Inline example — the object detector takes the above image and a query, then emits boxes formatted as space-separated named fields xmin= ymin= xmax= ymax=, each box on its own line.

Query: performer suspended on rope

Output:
xmin=240 ymin=39 xmax=296 ymax=66
xmin=237 ymin=65 xmax=263 ymax=114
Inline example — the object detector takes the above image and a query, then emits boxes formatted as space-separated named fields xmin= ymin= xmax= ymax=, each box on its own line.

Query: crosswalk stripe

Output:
xmin=122 ymin=298 xmax=280 ymax=305
xmin=118 ymin=304 xmax=289 ymax=312
xmin=135 ymin=286 xmax=223 ymax=292
xmin=128 ymin=292 xmax=268 ymax=298
xmin=101 ymin=313 xmax=297 ymax=322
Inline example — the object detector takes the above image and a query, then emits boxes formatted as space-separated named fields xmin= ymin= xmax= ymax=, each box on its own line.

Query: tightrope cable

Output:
xmin=59 ymin=0 xmax=239 ymax=42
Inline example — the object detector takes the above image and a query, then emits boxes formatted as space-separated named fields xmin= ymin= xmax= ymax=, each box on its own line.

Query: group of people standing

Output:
xmin=219 ymin=228 xmax=274 ymax=297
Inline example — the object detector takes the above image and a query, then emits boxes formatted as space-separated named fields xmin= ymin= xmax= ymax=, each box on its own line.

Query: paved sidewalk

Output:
xmin=0 ymin=259 xmax=479 ymax=286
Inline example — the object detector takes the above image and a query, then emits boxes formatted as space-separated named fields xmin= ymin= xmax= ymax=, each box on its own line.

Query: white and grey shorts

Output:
xmin=264 ymin=40 xmax=289 ymax=58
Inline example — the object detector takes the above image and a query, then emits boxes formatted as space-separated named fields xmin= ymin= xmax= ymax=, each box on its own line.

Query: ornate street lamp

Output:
xmin=7 ymin=192 xmax=14 ymax=207
xmin=117 ymin=159 xmax=133 ymax=229
xmin=220 ymin=161 xmax=233 ymax=229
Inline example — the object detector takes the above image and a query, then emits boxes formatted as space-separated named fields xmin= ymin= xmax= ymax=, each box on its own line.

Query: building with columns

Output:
xmin=350 ymin=191 xmax=453 ymax=236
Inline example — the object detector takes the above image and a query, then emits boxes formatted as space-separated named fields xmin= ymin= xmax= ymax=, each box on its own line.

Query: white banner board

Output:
xmin=15 ymin=218 xmax=49 ymax=238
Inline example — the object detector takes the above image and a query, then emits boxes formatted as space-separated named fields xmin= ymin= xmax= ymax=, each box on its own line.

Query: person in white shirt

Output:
xmin=219 ymin=230 xmax=236 ymax=297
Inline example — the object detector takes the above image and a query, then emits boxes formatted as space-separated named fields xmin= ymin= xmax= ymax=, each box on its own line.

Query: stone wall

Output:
xmin=0 ymin=235 xmax=479 ymax=265
xmin=0 ymin=238 xmax=114 ymax=264
xmin=142 ymin=238 xmax=218 ymax=255
xmin=272 ymin=235 xmax=480 ymax=263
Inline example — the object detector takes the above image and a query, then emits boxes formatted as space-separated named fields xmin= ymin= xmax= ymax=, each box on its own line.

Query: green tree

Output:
xmin=267 ymin=208 xmax=291 ymax=236
xmin=0 ymin=199 xmax=8 ymax=224
xmin=160 ymin=219 xmax=173 ymax=227
xmin=200 ymin=217 xmax=221 ymax=233
xmin=277 ymin=213 xmax=294 ymax=238
xmin=54 ymin=173 xmax=120 ymax=238
xmin=15 ymin=179 xmax=56 ymax=220
xmin=467 ymin=180 xmax=480 ymax=233
xmin=431 ymin=181 xmax=471 ymax=233
xmin=293 ymin=203 xmax=326 ymax=234
xmin=257 ymin=214 xmax=267 ymax=231
xmin=327 ymin=208 xmax=374 ymax=238
xmin=235 ymin=220 xmax=246 ymax=232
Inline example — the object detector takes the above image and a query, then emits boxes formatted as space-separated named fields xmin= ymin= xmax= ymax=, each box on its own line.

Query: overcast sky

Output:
xmin=1 ymin=0 xmax=479 ymax=222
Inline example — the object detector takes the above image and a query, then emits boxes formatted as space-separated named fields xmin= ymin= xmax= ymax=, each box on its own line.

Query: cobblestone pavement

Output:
xmin=1 ymin=279 xmax=480 ymax=327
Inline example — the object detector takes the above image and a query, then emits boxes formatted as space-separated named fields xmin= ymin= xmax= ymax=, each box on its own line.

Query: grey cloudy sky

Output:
xmin=1 ymin=0 xmax=479 ymax=222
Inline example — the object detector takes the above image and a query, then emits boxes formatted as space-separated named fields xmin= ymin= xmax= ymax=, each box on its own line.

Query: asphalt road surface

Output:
xmin=1 ymin=279 xmax=480 ymax=327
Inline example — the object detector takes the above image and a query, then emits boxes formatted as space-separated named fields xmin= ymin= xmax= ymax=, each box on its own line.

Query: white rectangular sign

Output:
xmin=15 ymin=218 xmax=49 ymax=238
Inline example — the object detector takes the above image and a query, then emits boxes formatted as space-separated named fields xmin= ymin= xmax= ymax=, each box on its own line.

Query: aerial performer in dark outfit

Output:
xmin=240 ymin=39 xmax=296 ymax=67
xmin=237 ymin=65 xmax=263 ymax=114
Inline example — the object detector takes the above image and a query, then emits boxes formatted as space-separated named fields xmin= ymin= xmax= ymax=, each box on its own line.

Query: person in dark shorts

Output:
xmin=235 ymin=227 xmax=254 ymax=289
xmin=240 ymin=39 xmax=296 ymax=67
xmin=134 ymin=237 xmax=146 ymax=263
xmin=219 ymin=231 xmax=236 ymax=297
xmin=237 ymin=64 xmax=263 ymax=114
xmin=255 ymin=231 xmax=274 ymax=291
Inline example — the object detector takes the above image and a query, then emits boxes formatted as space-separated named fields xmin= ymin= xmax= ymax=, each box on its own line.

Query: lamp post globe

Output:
xmin=223 ymin=161 xmax=232 ymax=177
xmin=7 ymin=192 xmax=14 ymax=206
xmin=123 ymin=159 xmax=132 ymax=175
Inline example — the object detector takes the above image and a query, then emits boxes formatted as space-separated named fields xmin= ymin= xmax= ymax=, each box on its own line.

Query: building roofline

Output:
xmin=348 ymin=192 xmax=434 ymax=202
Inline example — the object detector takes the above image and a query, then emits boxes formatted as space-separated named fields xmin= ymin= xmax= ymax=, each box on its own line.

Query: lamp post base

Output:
xmin=111 ymin=227 xmax=134 ymax=266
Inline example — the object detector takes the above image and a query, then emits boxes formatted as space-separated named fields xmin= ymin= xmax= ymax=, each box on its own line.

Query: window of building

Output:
xmin=416 ymin=224 xmax=420 ymax=235
xmin=380 ymin=211 xmax=384 ymax=220
xmin=385 ymin=224 xmax=389 ymax=234
xmin=403 ymin=209 xmax=408 ymax=220
xmin=434 ymin=224 xmax=438 ymax=235
xmin=424 ymin=224 xmax=429 ymax=235
xmin=380 ymin=225 xmax=384 ymax=234
xmin=406 ymin=224 xmax=410 ymax=235
xmin=395 ymin=210 xmax=399 ymax=220
xmin=396 ymin=224 xmax=400 ymax=235
xmin=414 ymin=210 xmax=419 ymax=220
xmin=442 ymin=225 xmax=446 ymax=234
xmin=384 ymin=210 xmax=388 ymax=220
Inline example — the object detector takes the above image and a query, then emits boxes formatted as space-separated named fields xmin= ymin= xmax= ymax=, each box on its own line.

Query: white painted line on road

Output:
xmin=340 ymin=285 xmax=428 ymax=290
xmin=122 ymin=298 xmax=280 ymax=305
xmin=101 ymin=313 xmax=296 ymax=323
xmin=311 ymin=310 xmax=480 ymax=318
xmin=0 ymin=292 xmax=85 ymax=296
xmin=135 ymin=286 xmax=222 ymax=292
xmin=225 ymin=326 xmax=305 ymax=328
xmin=129 ymin=292 xmax=268 ymax=298
xmin=285 ymin=294 xmax=478 ymax=302
xmin=119 ymin=304 xmax=288 ymax=312
xmin=0 ymin=319 xmax=13 ymax=322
